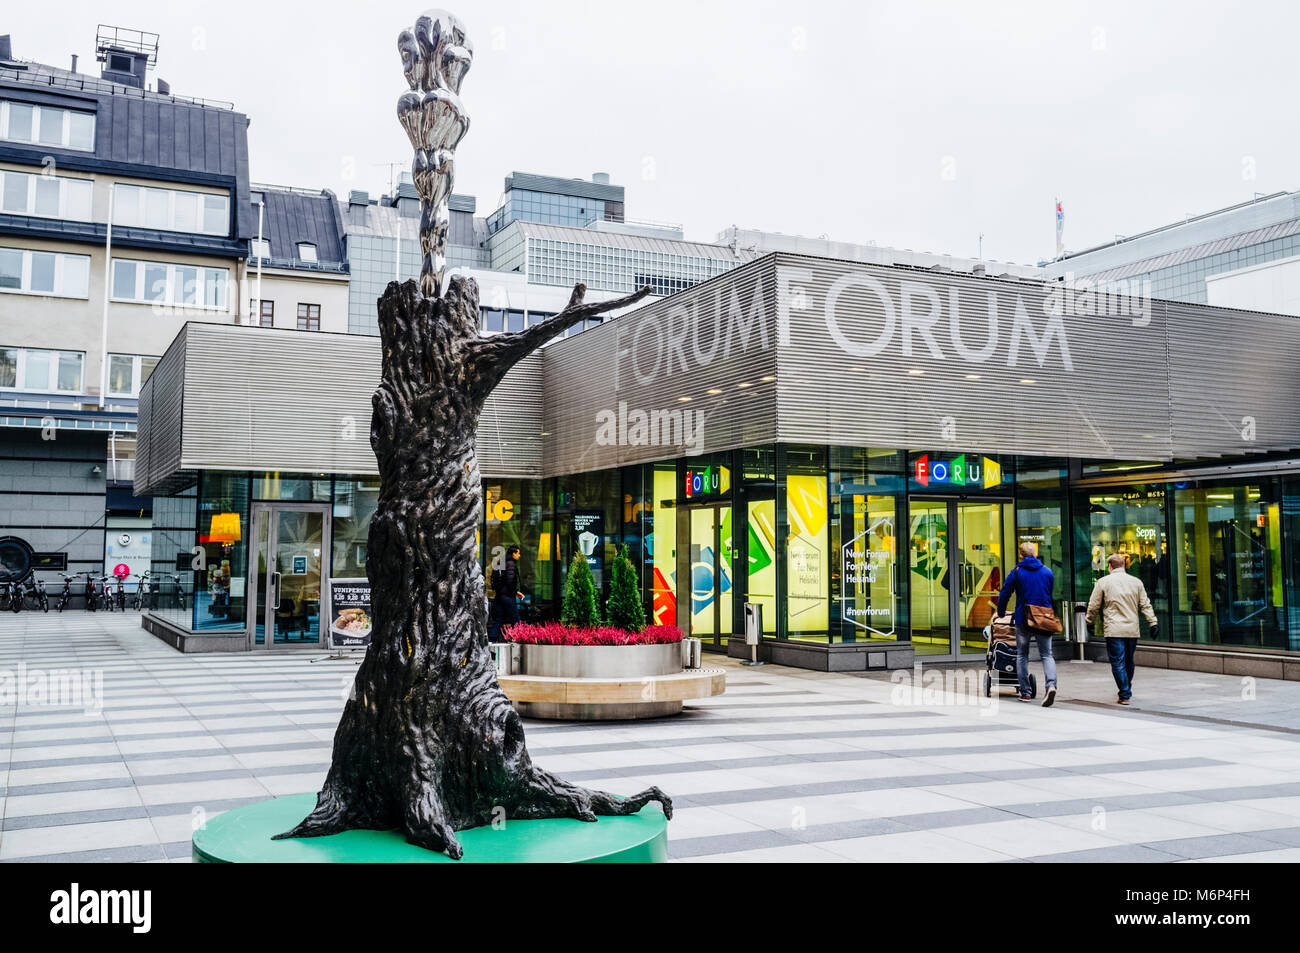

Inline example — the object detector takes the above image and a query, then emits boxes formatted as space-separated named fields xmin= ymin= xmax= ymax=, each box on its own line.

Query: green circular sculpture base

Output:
xmin=192 ymin=794 xmax=668 ymax=863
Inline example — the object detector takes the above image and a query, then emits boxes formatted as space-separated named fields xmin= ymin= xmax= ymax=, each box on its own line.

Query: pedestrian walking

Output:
xmin=996 ymin=541 xmax=1060 ymax=706
xmin=1085 ymin=553 xmax=1158 ymax=706
xmin=488 ymin=545 xmax=524 ymax=642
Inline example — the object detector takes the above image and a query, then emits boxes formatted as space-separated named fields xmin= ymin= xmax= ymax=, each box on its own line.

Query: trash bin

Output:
xmin=742 ymin=603 xmax=765 ymax=666
xmin=743 ymin=603 xmax=762 ymax=645
xmin=1073 ymin=602 xmax=1090 ymax=644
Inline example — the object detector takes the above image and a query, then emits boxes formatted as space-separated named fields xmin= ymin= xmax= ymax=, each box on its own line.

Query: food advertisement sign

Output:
xmin=328 ymin=578 xmax=373 ymax=649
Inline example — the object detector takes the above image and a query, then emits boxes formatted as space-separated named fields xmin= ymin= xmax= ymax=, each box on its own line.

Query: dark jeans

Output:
xmin=1107 ymin=637 xmax=1137 ymax=700
xmin=489 ymin=598 xmax=520 ymax=642
xmin=1016 ymin=625 xmax=1057 ymax=696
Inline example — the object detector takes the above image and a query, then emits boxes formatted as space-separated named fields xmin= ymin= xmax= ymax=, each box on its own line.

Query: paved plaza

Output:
xmin=1 ymin=613 xmax=1299 ymax=863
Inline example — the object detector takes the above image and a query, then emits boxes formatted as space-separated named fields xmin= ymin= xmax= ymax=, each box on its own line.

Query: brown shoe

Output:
xmin=1117 ymin=697 xmax=1130 ymax=706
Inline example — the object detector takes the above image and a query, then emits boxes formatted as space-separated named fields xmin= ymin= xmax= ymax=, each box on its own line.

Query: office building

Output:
xmin=0 ymin=27 xmax=252 ymax=586
xmin=1046 ymin=190 xmax=1300 ymax=304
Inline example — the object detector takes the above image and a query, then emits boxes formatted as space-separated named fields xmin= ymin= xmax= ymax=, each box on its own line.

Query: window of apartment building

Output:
xmin=0 ymin=247 xmax=91 ymax=298
xmin=0 ymin=347 xmax=84 ymax=393
xmin=250 ymin=238 xmax=271 ymax=260
xmin=297 ymin=243 xmax=318 ymax=263
xmin=0 ymin=100 xmax=95 ymax=152
xmin=111 ymin=258 xmax=229 ymax=310
xmin=297 ymin=303 xmax=321 ymax=330
xmin=106 ymin=353 xmax=160 ymax=398
xmin=249 ymin=299 xmax=274 ymax=327
xmin=112 ymin=184 xmax=229 ymax=236
xmin=0 ymin=170 xmax=93 ymax=221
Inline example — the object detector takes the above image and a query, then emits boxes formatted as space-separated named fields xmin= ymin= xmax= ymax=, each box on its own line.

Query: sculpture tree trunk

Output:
xmin=276 ymin=276 xmax=667 ymax=859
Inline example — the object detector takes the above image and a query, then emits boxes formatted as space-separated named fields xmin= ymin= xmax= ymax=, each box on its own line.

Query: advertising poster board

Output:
xmin=328 ymin=577 xmax=373 ymax=649
xmin=573 ymin=511 xmax=605 ymax=571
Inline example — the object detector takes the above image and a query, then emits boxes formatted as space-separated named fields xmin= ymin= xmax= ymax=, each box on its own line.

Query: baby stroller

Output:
xmin=983 ymin=614 xmax=1036 ymax=698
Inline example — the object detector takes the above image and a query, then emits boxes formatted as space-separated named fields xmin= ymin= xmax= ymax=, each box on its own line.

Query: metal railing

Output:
xmin=0 ymin=63 xmax=235 ymax=111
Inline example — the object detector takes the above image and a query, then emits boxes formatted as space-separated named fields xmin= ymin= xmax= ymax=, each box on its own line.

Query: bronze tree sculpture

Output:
xmin=275 ymin=10 xmax=671 ymax=860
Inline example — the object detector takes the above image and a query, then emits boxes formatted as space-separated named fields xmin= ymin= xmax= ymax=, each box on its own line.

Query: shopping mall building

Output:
xmin=133 ymin=252 xmax=1300 ymax=678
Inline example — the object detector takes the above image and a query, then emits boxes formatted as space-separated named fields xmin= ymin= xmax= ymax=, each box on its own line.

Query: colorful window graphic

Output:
xmin=839 ymin=495 xmax=896 ymax=639
xmin=786 ymin=474 xmax=829 ymax=633
xmin=649 ymin=468 xmax=677 ymax=626
xmin=747 ymin=499 xmax=778 ymax=633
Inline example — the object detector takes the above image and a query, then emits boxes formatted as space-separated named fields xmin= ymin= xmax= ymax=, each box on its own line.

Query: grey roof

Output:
xmin=504 ymin=172 xmax=624 ymax=204
xmin=1064 ymin=218 xmax=1300 ymax=283
xmin=339 ymin=198 xmax=418 ymax=240
xmin=0 ymin=57 xmax=252 ymax=239
xmin=1049 ymin=191 xmax=1300 ymax=278
xmin=249 ymin=187 xmax=347 ymax=271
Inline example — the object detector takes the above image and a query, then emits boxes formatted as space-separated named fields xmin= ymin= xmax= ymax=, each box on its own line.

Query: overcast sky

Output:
xmin=8 ymin=1 xmax=1298 ymax=265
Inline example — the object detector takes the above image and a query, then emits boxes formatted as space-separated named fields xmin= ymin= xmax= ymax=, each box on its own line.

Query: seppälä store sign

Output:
xmin=908 ymin=452 xmax=1012 ymax=493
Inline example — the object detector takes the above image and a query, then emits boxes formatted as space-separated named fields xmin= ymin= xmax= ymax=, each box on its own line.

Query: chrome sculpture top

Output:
xmin=396 ymin=10 xmax=473 ymax=298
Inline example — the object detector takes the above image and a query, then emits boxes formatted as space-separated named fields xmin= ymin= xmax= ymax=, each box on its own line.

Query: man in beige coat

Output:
xmin=1085 ymin=554 xmax=1159 ymax=705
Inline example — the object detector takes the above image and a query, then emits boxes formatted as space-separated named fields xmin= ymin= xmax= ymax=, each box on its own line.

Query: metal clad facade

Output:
xmin=181 ymin=326 xmax=379 ymax=476
xmin=542 ymin=257 xmax=779 ymax=476
xmin=1168 ymin=302 xmax=1300 ymax=456
xmin=479 ymin=352 xmax=544 ymax=478
xmin=772 ymin=253 xmax=1175 ymax=460
xmin=134 ymin=253 xmax=1300 ymax=493
xmin=135 ymin=324 xmax=543 ymax=488
xmin=144 ymin=328 xmax=187 ymax=490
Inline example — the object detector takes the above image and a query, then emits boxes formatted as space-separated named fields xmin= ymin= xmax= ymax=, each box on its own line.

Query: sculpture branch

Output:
xmin=468 ymin=282 xmax=652 ymax=395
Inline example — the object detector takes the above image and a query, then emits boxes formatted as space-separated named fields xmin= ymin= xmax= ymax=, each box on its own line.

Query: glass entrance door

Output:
xmin=247 ymin=504 xmax=330 ymax=649
xmin=686 ymin=504 xmax=733 ymax=648
xmin=954 ymin=501 xmax=1010 ymax=655
xmin=909 ymin=500 xmax=951 ymax=655
xmin=909 ymin=498 xmax=1013 ymax=657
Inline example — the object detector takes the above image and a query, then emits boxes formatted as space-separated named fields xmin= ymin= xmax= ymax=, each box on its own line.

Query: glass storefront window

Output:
xmin=253 ymin=472 xmax=331 ymax=501
xmin=1076 ymin=486 xmax=1168 ymax=636
xmin=784 ymin=445 xmax=829 ymax=641
xmin=1173 ymin=481 xmax=1285 ymax=649
xmin=149 ymin=485 xmax=198 ymax=631
xmin=1283 ymin=478 xmax=1300 ymax=653
xmin=557 ymin=469 xmax=618 ymax=602
xmin=196 ymin=473 xmax=250 ymax=631
xmin=332 ymin=478 xmax=380 ymax=577
xmin=745 ymin=496 xmax=778 ymax=634
xmin=482 ymin=478 xmax=555 ymax=622
xmin=1017 ymin=496 xmax=1067 ymax=613
xmin=648 ymin=463 xmax=678 ymax=627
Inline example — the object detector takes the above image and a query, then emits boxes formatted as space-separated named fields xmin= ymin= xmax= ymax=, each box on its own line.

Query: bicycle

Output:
xmin=131 ymin=572 xmax=153 ymax=611
xmin=56 ymin=572 xmax=75 ymax=612
xmin=98 ymin=575 xmax=117 ymax=612
xmin=81 ymin=571 xmax=100 ymax=612
xmin=21 ymin=577 xmax=48 ymax=612
xmin=112 ymin=572 xmax=127 ymax=612
xmin=2 ymin=579 xmax=20 ymax=613
xmin=165 ymin=573 xmax=188 ymax=609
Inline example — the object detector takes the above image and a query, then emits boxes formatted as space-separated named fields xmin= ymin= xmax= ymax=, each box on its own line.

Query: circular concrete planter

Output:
xmin=515 ymin=642 xmax=685 ymax=721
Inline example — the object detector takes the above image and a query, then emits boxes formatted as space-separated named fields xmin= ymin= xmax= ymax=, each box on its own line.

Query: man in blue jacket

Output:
xmin=996 ymin=542 xmax=1058 ymax=706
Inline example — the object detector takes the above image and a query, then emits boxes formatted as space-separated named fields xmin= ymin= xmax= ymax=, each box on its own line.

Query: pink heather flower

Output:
xmin=503 ymin=622 xmax=683 ymax=646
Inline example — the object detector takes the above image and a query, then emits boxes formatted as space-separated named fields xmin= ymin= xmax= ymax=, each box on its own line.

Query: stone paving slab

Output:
xmin=0 ymin=614 xmax=1297 ymax=863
